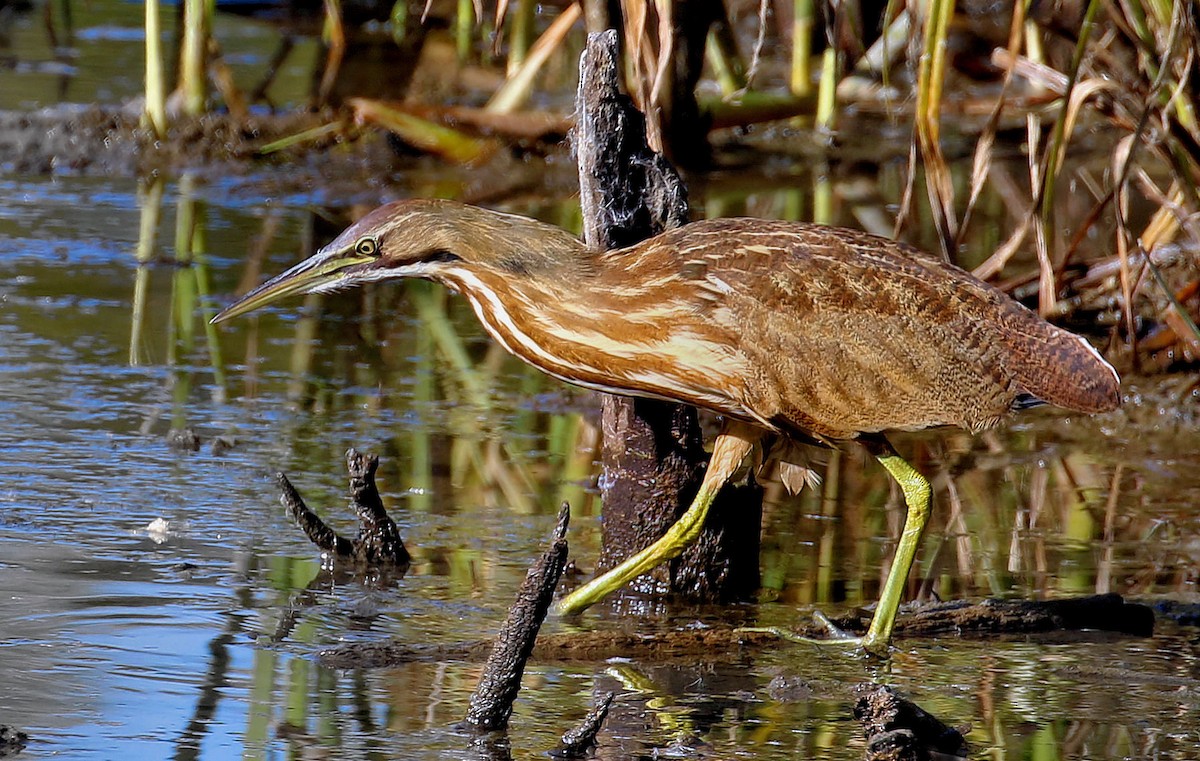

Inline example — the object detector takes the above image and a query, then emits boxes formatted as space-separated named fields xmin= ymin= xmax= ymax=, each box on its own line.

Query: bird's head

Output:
xmin=214 ymin=198 xmax=583 ymax=324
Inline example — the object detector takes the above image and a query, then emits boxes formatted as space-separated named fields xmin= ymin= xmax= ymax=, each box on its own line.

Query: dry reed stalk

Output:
xmin=486 ymin=2 xmax=582 ymax=114
xmin=316 ymin=0 xmax=346 ymax=107
xmin=956 ymin=0 xmax=1026 ymax=252
xmin=349 ymin=98 xmax=499 ymax=163
xmin=619 ymin=0 xmax=664 ymax=150
xmin=913 ymin=0 xmax=958 ymax=257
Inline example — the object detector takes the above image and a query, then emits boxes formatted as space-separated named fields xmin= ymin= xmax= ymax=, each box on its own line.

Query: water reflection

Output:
xmin=0 ymin=0 xmax=324 ymax=111
xmin=0 ymin=167 xmax=1197 ymax=760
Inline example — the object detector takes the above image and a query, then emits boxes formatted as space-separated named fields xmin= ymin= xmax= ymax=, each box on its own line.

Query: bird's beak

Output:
xmin=211 ymin=248 xmax=360 ymax=324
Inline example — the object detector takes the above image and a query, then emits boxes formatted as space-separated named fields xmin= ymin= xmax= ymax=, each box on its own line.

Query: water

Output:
xmin=1 ymin=171 xmax=1197 ymax=761
xmin=3 ymin=5 xmax=1200 ymax=760
xmin=0 ymin=175 xmax=573 ymax=759
xmin=1 ymin=1 xmax=318 ymax=112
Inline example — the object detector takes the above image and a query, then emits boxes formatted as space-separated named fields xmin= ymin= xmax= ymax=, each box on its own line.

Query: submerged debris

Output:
xmin=554 ymin=692 xmax=615 ymax=759
xmin=766 ymin=675 xmax=814 ymax=702
xmin=319 ymin=594 xmax=1154 ymax=670
xmin=165 ymin=428 xmax=236 ymax=456
xmin=166 ymin=427 xmax=201 ymax=452
xmin=464 ymin=503 xmax=571 ymax=732
xmin=853 ymin=684 xmax=969 ymax=761
xmin=831 ymin=593 xmax=1154 ymax=639
xmin=0 ymin=724 xmax=28 ymax=758
xmin=277 ymin=448 xmax=410 ymax=567
xmin=318 ymin=626 xmax=778 ymax=670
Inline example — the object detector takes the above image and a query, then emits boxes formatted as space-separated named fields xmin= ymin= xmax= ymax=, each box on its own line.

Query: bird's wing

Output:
xmin=657 ymin=219 xmax=1117 ymax=438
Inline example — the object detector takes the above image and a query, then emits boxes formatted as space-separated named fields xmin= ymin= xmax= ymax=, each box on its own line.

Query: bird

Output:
xmin=213 ymin=198 xmax=1121 ymax=652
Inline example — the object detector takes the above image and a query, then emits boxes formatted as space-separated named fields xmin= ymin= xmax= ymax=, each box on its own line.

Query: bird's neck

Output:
xmin=427 ymin=211 xmax=679 ymax=392
xmin=436 ymin=206 xmax=598 ymax=283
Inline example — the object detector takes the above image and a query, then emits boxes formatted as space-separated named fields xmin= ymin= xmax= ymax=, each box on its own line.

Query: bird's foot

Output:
xmin=735 ymin=611 xmax=892 ymax=657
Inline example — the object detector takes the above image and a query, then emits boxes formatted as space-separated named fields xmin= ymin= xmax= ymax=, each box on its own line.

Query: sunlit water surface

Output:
xmin=3 ymin=10 xmax=1200 ymax=757
xmin=0 ymin=167 xmax=1198 ymax=761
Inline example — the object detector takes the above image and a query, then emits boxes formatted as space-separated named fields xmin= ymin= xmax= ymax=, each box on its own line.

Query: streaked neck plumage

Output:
xmin=409 ymin=203 xmax=741 ymax=417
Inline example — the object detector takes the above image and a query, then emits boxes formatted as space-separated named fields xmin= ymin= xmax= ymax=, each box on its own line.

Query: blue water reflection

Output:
xmin=0 ymin=169 xmax=1197 ymax=758
xmin=0 ymin=175 xmax=571 ymax=759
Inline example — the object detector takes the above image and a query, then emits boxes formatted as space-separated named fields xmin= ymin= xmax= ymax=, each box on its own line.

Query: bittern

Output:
xmin=214 ymin=199 xmax=1120 ymax=652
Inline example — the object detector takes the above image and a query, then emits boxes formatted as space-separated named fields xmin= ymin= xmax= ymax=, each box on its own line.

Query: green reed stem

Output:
xmin=791 ymin=0 xmax=813 ymax=96
xmin=180 ymin=0 xmax=208 ymax=115
xmin=143 ymin=0 xmax=167 ymax=138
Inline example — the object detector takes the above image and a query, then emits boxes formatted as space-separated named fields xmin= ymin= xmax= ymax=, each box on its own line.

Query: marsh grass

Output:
xmin=140 ymin=0 xmax=1199 ymax=368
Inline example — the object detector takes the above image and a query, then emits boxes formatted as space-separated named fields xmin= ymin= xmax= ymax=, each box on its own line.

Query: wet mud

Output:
xmin=317 ymin=594 xmax=1154 ymax=670
xmin=0 ymin=102 xmax=577 ymax=206
xmin=0 ymin=104 xmax=330 ymax=175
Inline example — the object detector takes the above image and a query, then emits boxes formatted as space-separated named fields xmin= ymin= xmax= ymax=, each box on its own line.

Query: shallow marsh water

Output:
xmin=3 ymin=6 xmax=1200 ymax=761
xmin=2 ymin=170 xmax=1199 ymax=760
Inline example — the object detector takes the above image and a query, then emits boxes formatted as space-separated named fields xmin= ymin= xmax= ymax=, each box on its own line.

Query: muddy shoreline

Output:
xmin=0 ymin=102 xmax=581 ymax=207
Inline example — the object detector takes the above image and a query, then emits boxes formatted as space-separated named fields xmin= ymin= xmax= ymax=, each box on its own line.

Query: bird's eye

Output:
xmin=355 ymin=237 xmax=378 ymax=256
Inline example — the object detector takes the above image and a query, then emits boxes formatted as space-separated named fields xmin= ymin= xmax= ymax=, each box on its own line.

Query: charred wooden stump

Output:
xmin=276 ymin=448 xmax=410 ymax=567
xmin=853 ymin=685 xmax=969 ymax=761
xmin=572 ymin=28 xmax=762 ymax=606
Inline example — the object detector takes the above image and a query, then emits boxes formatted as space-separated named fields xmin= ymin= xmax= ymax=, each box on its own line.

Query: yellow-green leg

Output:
xmin=860 ymin=438 xmax=932 ymax=653
xmin=555 ymin=421 xmax=761 ymax=616
xmin=739 ymin=438 xmax=932 ymax=654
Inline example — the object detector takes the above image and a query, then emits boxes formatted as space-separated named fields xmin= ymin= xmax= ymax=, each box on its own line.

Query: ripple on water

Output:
xmin=1 ymin=137 xmax=1198 ymax=759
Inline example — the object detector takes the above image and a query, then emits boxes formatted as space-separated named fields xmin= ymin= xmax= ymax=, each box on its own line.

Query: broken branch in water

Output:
xmin=464 ymin=502 xmax=571 ymax=732
xmin=854 ymin=684 xmax=969 ymax=760
xmin=276 ymin=448 xmax=410 ymax=567
xmin=554 ymin=692 xmax=615 ymax=759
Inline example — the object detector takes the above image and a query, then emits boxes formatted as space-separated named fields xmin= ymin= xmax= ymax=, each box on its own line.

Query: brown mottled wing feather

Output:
xmin=640 ymin=219 xmax=1118 ymax=440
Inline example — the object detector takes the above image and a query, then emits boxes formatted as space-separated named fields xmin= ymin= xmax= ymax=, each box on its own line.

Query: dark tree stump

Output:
xmin=464 ymin=505 xmax=572 ymax=732
xmin=277 ymin=448 xmax=410 ymax=567
xmin=572 ymin=29 xmax=762 ymax=606
xmin=582 ymin=0 xmax=721 ymax=167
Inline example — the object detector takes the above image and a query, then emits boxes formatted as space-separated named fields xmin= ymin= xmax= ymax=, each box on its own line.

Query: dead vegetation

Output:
xmin=32 ymin=0 xmax=1171 ymax=380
